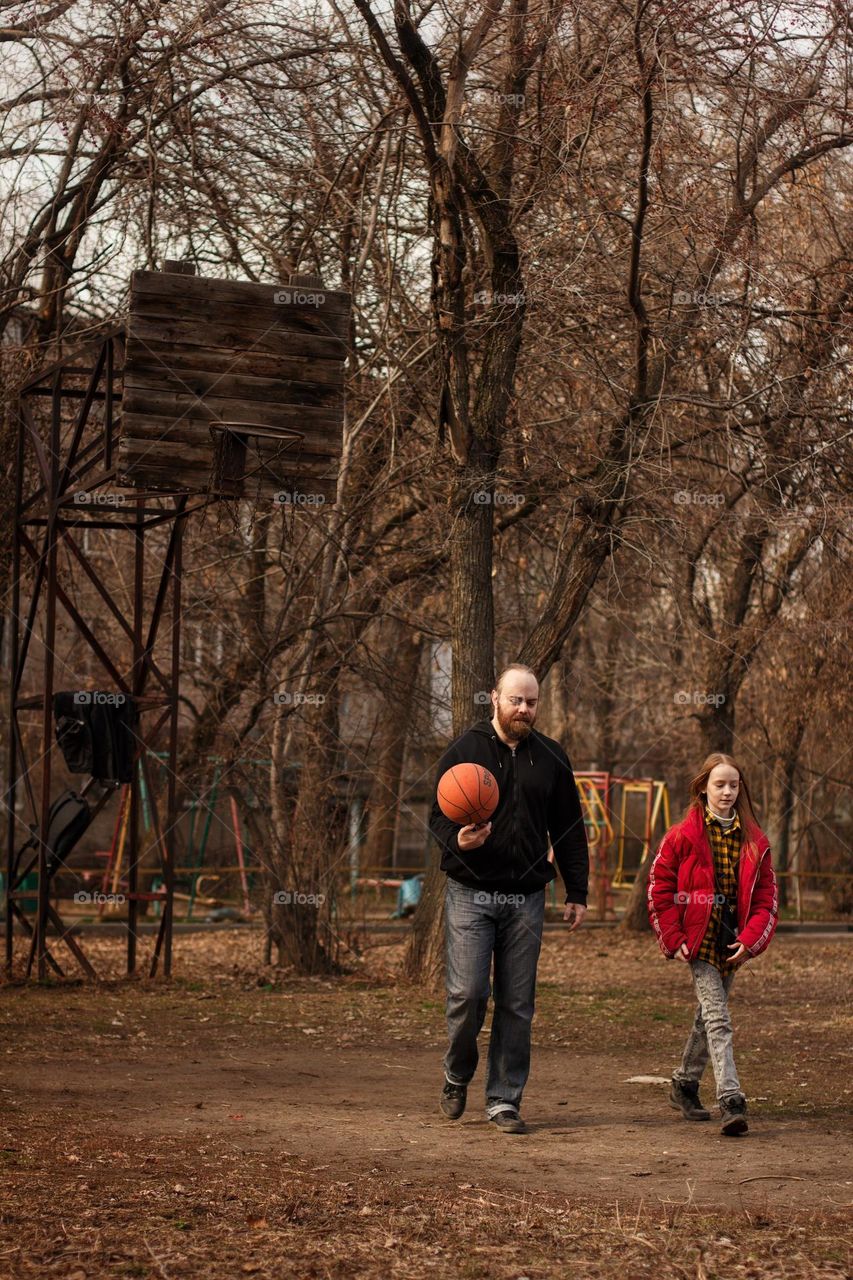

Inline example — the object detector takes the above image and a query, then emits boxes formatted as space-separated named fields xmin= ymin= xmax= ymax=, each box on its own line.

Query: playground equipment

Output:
xmin=5 ymin=264 xmax=350 ymax=979
xmin=96 ymin=776 xmax=144 ymax=914
xmin=574 ymin=771 xmax=671 ymax=919
xmin=30 ymin=754 xmax=264 ymax=921
xmin=177 ymin=764 xmax=254 ymax=919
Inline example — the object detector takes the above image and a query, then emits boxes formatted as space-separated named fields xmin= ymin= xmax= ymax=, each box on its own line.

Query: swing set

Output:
xmin=573 ymin=771 xmax=670 ymax=919
xmin=91 ymin=758 xmax=255 ymax=919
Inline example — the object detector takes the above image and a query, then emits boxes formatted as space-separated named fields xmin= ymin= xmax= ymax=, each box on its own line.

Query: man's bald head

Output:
xmin=495 ymin=664 xmax=537 ymax=696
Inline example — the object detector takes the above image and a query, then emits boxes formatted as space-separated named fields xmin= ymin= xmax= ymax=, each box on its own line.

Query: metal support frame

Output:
xmin=3 ymin=328 xmax=211 ymax=980
xmin=4 ymin=267 xmax=347 ymax=981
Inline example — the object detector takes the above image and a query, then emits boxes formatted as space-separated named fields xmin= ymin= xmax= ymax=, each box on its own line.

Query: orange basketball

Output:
xmin=437 ymin=763 xmax=499 ymax=826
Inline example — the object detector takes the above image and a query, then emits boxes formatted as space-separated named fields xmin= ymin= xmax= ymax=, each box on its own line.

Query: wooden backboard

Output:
xmin=118 ymin=268 xmax=350 ymax=502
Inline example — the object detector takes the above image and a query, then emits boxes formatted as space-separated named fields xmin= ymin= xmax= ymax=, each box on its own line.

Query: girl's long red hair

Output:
xmin=686 ymin=752 xmax=759 ymax=832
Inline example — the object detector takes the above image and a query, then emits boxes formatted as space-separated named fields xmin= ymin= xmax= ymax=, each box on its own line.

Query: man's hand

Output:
xmin=563 ymin=902 xmax=587 ymax=932
xmin=457 ymin=821 xmax=492 ymax=851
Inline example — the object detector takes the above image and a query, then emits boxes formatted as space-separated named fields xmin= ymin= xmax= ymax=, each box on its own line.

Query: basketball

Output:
xmin=437 ymin=763 xmax=499 ymax=826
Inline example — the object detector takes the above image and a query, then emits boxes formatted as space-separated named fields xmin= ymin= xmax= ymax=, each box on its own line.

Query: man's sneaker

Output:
xmin=720 ymin=1093 xmax=749 ymax=1136
xmin=669 ymin=1079 xmax=711 ymax=1121
xmin=440 ymin=1079 xmax=467 ymax=1120
xmin=489 ymin=1110 xmax=526 ymax=1134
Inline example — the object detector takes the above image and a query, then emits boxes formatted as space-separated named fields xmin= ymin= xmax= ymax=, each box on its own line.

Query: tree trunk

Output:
xmin=401 ymin=854 xmax=446 ymax=988
xmin=595 ymin=624 xmax=623 ymax=767
xmin=403 ymin=462 xmax=497 ymax=988
xmin=621 ymin=851 xmax=653 ymax=933
xmin=268 ymin=680 xmax=343 ymax=973
xmin=519 ymin=501 xmax=618 ymax=681
xmin=696 ymin=686 xmax=736 ymax=756
xmin=450 ymin=463 xmax=496 ymax=729
xmin=361 ymin=624 xmax=423 ymax=871
xmin=766 ymin=739 xmax=803 ymax=911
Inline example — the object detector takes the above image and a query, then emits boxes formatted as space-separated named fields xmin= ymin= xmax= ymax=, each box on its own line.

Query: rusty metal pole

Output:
xmin=5 ymin=400 xmax=25 ymax=976
xmin=35 ymin=369 xmax=62 ymax=980
xmin=127 ymin=493 xmax=145 ymax=973
xmin=164 ymin=505 xmax=184 ymax=977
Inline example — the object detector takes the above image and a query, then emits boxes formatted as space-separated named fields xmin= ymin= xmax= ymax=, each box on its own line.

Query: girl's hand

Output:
xmin=675 ymin=943 xmax=690 ymax=962
xmin=727 ymin=942 xmax=748 ymax=965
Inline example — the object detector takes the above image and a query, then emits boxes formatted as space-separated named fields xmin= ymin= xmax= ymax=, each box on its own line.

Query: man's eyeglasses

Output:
xmin=504 ymin=696 xmax=538 ymax=708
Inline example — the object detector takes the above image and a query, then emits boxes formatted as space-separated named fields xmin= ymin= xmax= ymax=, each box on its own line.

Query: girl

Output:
xmin=648 ymin=753 xmax=778 ymax=1136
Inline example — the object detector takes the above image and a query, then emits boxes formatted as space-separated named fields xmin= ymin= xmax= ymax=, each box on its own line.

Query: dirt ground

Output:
xmin=1 ymin=927 xmax=850 ymax=1279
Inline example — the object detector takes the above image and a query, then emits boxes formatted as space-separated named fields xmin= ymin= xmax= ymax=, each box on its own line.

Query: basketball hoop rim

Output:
xmin=208 ymin=422 xmax=305 ymax=445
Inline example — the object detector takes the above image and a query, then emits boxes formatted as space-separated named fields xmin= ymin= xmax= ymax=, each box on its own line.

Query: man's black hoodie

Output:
xmin=428 ymin=722 xmax=589 ymax=904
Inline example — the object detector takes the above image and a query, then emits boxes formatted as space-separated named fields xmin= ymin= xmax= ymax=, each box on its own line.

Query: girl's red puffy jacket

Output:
xmin=647 ymin=805 xmax=778 ymax=960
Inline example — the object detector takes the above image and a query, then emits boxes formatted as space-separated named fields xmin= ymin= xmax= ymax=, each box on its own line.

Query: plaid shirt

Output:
xmin=696 ymin=806 xmax=742 ymax=972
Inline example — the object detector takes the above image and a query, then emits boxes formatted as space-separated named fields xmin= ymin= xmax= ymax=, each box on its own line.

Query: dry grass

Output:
xmin=1 ymin=927 xmax=851 ymax=1278
xmin=2 ymin=1124 xmax=850 ymax=1279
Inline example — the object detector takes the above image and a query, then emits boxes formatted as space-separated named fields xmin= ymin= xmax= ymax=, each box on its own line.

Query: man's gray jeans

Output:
xmin=443 ymin=877 xmax=545 ymax=1118
xmin=673 ymin=959 xmax=742 ymax=1102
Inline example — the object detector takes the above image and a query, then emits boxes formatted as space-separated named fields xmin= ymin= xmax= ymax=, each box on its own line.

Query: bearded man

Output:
xmin=428 ymin=664 xmax=589 ymax=1134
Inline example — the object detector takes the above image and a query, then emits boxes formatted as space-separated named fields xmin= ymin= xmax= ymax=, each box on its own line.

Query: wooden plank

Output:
xmin=118 ymin=418 xmax=339 ymax=459
xmin=118 ymin=470 xmax=338 ymax=503
xmin=127 ymin=312 xmax=346 ymax=362
xmin=120 ymin=400 xmax=343 ymax=452
xmin=124 ymin=365 xmax=343 ymax=410
xmin=117 ymin=450 xmax=339 ymax=503
xmin=131 ymin=268 xmax=351 ymax=318
xmin=118 ymin=435 xmax=339 ymax=473
xmin=128 ymin=477 xmax=337 ymax=505
xmin=124 ymin=338 xmax=345 ymax=388
xmin=131 ymin=272 xmax=349 ymax=334
xmin=251 ymin=446 xmax=338 ymax=479
xmin=131 ymin=291 xmax=348 ymax=347
xmin=118 ymin=437 xmax=338 ymax=478
xmin=121 ymin=389 xmax=342 ymax=431
xmin=117 ymin=466 xmax=211 ymax=494
xmin=118 ymin=409 xmax=343 ymax=455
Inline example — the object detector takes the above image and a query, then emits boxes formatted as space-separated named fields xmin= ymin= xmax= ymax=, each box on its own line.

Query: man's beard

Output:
xmin=496 ymin=703 xmax=534 ymax=741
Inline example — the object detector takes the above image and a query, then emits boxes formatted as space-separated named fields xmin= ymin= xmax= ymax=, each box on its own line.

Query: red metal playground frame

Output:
xmin=574 ymin=771 xmax=671 ymax=919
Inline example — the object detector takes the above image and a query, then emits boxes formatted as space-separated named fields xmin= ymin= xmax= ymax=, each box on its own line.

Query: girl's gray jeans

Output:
xmin=673 ymin=958 xmax=742 ymax=1103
